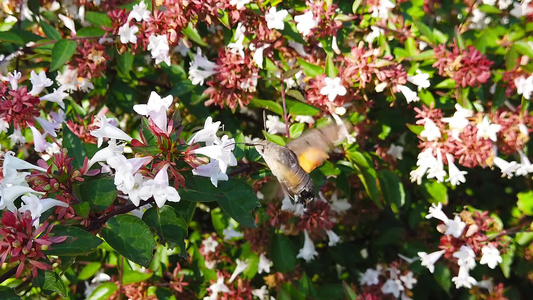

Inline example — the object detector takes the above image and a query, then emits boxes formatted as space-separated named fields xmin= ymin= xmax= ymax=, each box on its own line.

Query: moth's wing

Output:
xmin=287 ymin=122 xmax=350 ymax=173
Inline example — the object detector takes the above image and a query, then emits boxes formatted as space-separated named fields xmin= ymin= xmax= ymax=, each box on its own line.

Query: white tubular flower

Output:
xmin=118 ymin=24 xmax=139 ymax=44
xmin=480 ymin=244 xmax=502 ymax=269
xmin=407 ymin=70 xmax=430 ymax=91
xmin=35 ymin=117 xmax=59 ymax=137
xmin=400 ymin=272 xmax=418 ymax=289
xmin=452 ymin=266 xmax=477 ymax=289
xmin=188 ymin=48 xmax=218 ymax=86
xmin=265 ymin=7 xmax=288 ymax=30
xmin=202 ymin=236 xmax=219 ymax=253
xmin=191 ymin=135 xmax=237 ymax=174
xmin=58 ymin=14 xmax=76 ymax=35
xmin=515 ymin=75 xmax=533 ymax=100
xmin=426 ymin=202 xmax=449 ymax=222
xmin=420 ymin=119 xmax=441 ymax=141
xmin=453 ymin=245 xmax=476 ymax=270
xmin=493 ymin=157 xmax=519 ymax=178
xmin=297 ymin=230 xmax=318 ymax=262
xmin=476 ymin=115 xmax=501 ymax=142
xmin=3 ymin=151 xmax=47 ymax=177
xmin=418 ymin=250 xmax=445 ymax=273
xmin=442 ymin=104 xmax=473 ymax=140
xmin=252 ymin=285 xmax=269 ymax=300
xmin=87 ymin=139 xmax=125 ymax=170
xmin=320 ymin=77 xmax=347 ymax=102
xmin=387 ymin=143 xmax=404 ymax=160
xmin=90 ymin=115 xmax=133 ymax=147
xmin=251 ymin=43 xmax=270 ymax=69
xmin=192 ymin=160 xmax=229 ymax=187
xmin=444 ymin=215 xmax=467 ymax=238
xmin=20 ymin=194 xmax=69 ymax=227
xmin=188 ymin=117 xmax=221 ymax=145
xmin=294 ymin=10 xmax=318 ymax=37
xmin=426 ymin=150 xmax=446 ymax=183
xmin=138 ymin=164 xmax=181 ymax=207
xmin=133 ymin=91 xmax=173 ymax=133
xmin=381 ymin=278 xmax=404 ymax=298
xmin=229 ymin=258 xmax=249 ymax=283
xmin=230 ymin=0 xmax=251 ymax=10
xmin=364 ymin=25 xmax=384 ymax=44
xmin=207 ymin=276 xmax=230 ymax=299
xmin=147 ymin=34 xmax=170 ymax=65
xmin=397 ymin=84 xmax=420 ymax=103
xmin=446 ymin=154 xmax=467 ymax=186
xmin=9 ymin=127 xmax=26 ymax=144
xmin=371 ymin=0 xmax=395 ymax=19
xmin=258 ymin=253 xmax=273 ymax=274
xmin=326 ymin=229 xmax=340 ymax=246
xmin=329 ymin=191 xmax=351 ymax=213
xmin=0 ymin=185 xmax=42 ymax=212
xmin=29 ymin=70 xmax=53 ymax=96
xmin=516 ymin=150 xmax=533 ymax=176
xmin=128 ymin=1 xmax=151 ymax=22
xmin=29 ymin=126 xmax=51 ymax=153
xmin=410 ymin=148 xmax=437 ymax=184
xmin=265 ymin=115 xmax=286 ymax=135
xmin=107 ymin=155 xmax=151 ymax=191
xmin=223 ymin=222 xmax=243 ymax=240
xmin=359 ymin=267 xmax=380 ymax=286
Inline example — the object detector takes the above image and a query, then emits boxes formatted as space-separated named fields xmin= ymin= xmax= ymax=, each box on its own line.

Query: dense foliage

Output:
xmin=0 ymin=0 xmax=532 ymax=299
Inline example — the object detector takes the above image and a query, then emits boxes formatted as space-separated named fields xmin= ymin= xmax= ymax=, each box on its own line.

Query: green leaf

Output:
xmin=374 ymin=227 xmax=404 ymax=245
xmin=0 ymin=29 xmax=45 ymax=45
xmin=413 ymin=20 xmax=434 ymax=43
xmin=280 ymin=22 xmax=307 ymax=44
xmin=122 ymin=269 xmax=153 ymax=285
xmin=116 ymin=50 xmax=134 ymax=78
xmin=343 ymin=282 xmax=357 ymax=300
xmin=50 ymin=39 xmax=77 ymax=71
xmin=409 ymin=50 xmax=435 ymax=61
xmin=180 ymin=176 xmax=224 ymax=202
xmin=325 ymin=54 xmax=337 ymax=78
xmin=435 ymin=78 xmax=456 ymax=89
xmin=78 ymin=262 xmax=102 ymax=280
xmin=85 ymin=12 xmax=112 ymax=28
xmin=76 ymin=27 xmax=106 ymax=37
xmin=271 ymin=234 xmax=297 ymax=273
xmin=352 ymin=0 xmax=363 ymax=13
xmin=143 ymin=206 xmax=188 ymax=256
xmin=34 ymin=270 xmax=68 ymax=297
xmin=405 ymin=37 xmax=416 ymax=56
xmin=0 ymin=287 xmax=19 ymax=299
xmin=62 ymin=124 xmax=87 ymax=169
xmin=422 ymin=181 xmax=448 ymax=205
xmin=378 ymin=170 xmax=406 ymax=212
xmin=297 ymin=58 xmax=324 ymax=77
xmin=265 ymin=132 xmax=286 ymax=145
xmin=250 ymin=98 xmax=283 ymax=115
xmin=285 ymin=89 xmax=307 ymax=102
xmin=346 ymin=150 xmax=381 ymax=207
xmin=505 ymin=46 xmax=519 ymax=70
xmin=289 ymin=102 xmax=320 ymax=116
xmin=40 ymin=21 xmax=62 ymax=40
xmin=500 ymin=241 xmax=515 ymax=278
xmin=72 ymin=176 xmax=118 ymax=212
xmin=514 ymin=40 xmax=533 ymax=58
xmin=517 ymin=191 xmax=533 ymax=216
xmin=434 ymin=264 xmax=451 ymax=293
xmin=406 ymin=124 xmax=424 ymax=135
xmin=87 ymin=282 xmax=117 ymax=300
xmin=299 ymin=273 xmax=317 ymax=297
xmin=284 ymin=68 xmax=303 ymax=79
xmin=100 ymin=215 xmax=157 ymax=267
xmin=182 ymin=23 xmax=207 ymax=46
xmin=45 ymin=225 xmax=102 ymax=256
xmin=217 ymin=179 xmax=260 ymax=228
xmin=289 ymin=123 xmax=305 ymax=139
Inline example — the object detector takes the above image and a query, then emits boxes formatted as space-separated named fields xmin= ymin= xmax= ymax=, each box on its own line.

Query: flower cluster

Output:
xmin=418 ymin=204 xmax=505 ymax=289
xmin=359 ymin=261 xmax=418 ymax=299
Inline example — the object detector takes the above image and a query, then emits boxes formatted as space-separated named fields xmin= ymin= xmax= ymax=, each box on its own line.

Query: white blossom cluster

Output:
xmin=359 ymin=264 xmax=418 ymax=299
xmin=418 ymin=203 xmax=503 ymax=289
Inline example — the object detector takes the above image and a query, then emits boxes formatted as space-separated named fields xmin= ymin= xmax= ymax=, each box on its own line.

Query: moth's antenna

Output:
xmin=280 ymin=72 xmax=290 ymax=139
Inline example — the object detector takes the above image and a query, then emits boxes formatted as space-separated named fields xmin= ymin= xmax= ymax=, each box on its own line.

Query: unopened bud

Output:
xmin=12 ymin=240 xmax=21 ymax=248
xmin=41 ymin=245 xmax=49 ymax=251
xmin=22 ymin=248 xmax=29 ymax=255
xmin=72 ymin=170 xmax=81 ymax=178
xmin=436 ymin=224 xmax=448 ymax=234
xmin=465 ymin=224 xmax=479 ymax=237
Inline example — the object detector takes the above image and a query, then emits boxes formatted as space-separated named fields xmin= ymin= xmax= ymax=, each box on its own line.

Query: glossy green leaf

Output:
xmin=40 ymin=21 xmax=62 ymax=40
xmin=50 ymin=39 xmax=77 ymax=71
xmin=289 ymin=102 xmax=320 ymax=116
xmin=182 ymin=23 xmax=207 ymax=46
xmin=76 ymin=27 xmax=106 ymax=37
xmin=78 ymin=262 xmax=102 ymax=280
xmin=346 ymin=150 xmax=381 ymax=207
xmin=378 ymin=170 xmax=406 ymax=212
xmin=45 ymin=225 xmax=102 ymax=256
xmin=271 ymin=234 xmax=297 ymax=273
xmin=297 ymin=58 xmax=324 ymax=77
xmin=100 ymin=215 xmax=157 ymax=267
xmin=87 ymin=282 xmax=117 ymax=300
xmin=517 ymin=191 xmax=533 ymax=216
xmin=62 ymin=124 xmax=86 ymax=169
xmin=72 ymin=176 xmax=118 ymax=212
xmin=217 ymin=179 xmax=260 ymax=228
xmin=34 ymin=270 xmax=68 ymax=297
xmin=143 ymin=205 xmax=188 ymax=255
xmin=85 ymin=12 xmax=112 ymax=28
xmin=250 ymin=99 xmax=283 ymax=115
